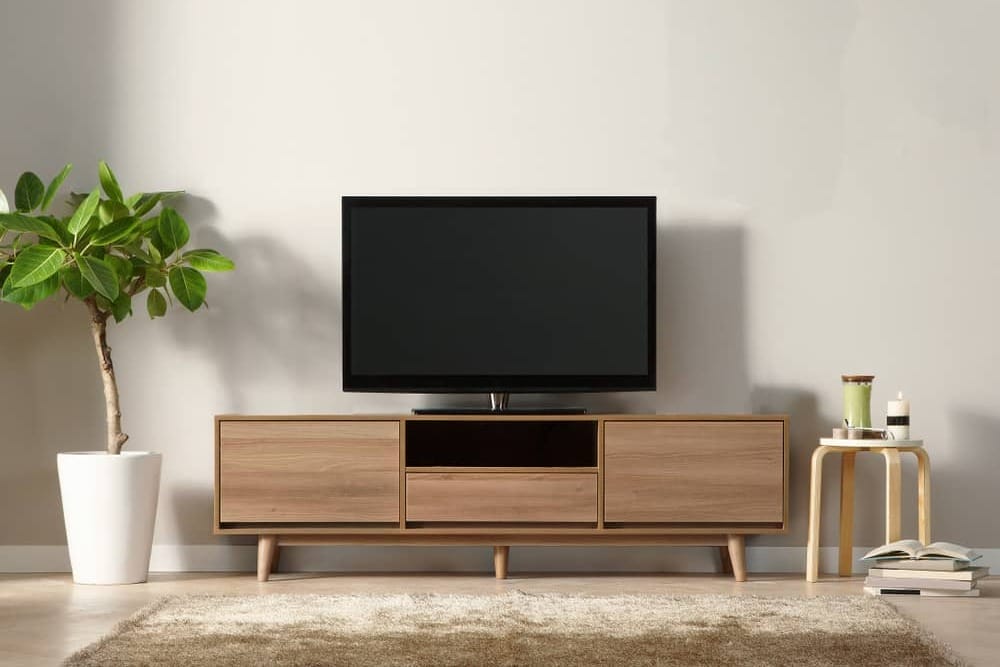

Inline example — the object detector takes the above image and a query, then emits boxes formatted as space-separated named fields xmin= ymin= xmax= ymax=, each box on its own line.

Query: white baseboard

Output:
xmin=2 ymin=545 xmax=997 ymax=575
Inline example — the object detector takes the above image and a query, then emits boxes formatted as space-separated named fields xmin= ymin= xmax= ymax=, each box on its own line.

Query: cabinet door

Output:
xmin=604 ymin=421 xmax=784 ymax=523
xmin=220 ymin=420 xmax=399 ymax=523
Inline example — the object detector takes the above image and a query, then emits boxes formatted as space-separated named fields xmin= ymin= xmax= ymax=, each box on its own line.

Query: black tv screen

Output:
xmin=342 ymin=196 xmax=655 ymax=393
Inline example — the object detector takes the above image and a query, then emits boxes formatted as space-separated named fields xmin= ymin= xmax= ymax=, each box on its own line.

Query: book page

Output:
xmin=917 ymin=542 xmax=980 ymax=561
xmin=862 ymin=539 xmax=922 ymax=560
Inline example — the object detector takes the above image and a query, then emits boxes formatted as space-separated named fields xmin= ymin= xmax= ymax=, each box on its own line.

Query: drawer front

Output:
xmin=220 ymin=420 xmax=400 ymax=523
xmin=406 ymin=473 xmax=597 ymax=522
xmin=604 ymin=421 xmax=784 ymax=523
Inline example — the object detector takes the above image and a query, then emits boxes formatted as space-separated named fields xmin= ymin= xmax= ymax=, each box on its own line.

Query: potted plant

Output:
xmin=0 ymin=162 xmax=234 ymax=584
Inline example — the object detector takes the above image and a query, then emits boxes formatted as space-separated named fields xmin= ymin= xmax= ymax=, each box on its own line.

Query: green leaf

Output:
xmin=0 ymin=213 xmax=62 ymax=243
xmin=67 ymin=188 xmax=101 ymax=235
xmin=98 ymin=161 xmax=124 ymax=202
xmin=125 ymin=192 xmax=143 ymax=210
xmin=110 ymin=292 xmax=132 ymax=322
xmin=0 ymin=188 xmax=9 ymax=214
xmin=39 ymin=215 xmax=73 ymax=246
xmin=14 ymin=172 xmax=45 ymax=212
xmin=98 ymin=199 xmax=131 ymax=225
xmin=122 ymin=241 xmax=152 ymax=263
xmin=140 ymin=214 xmax=159 ymax=235
xmin=147 ymin=239 xmax=162 ymax=264
xmin=2 ymin=271 xmax=59 ymax=309
xmin=75 ymin=253 xmax=119 ymax=300
xmin=183 ymin=248 xmax=235 ymax=272
xmin=157 ymin=208 xmax=189 ymax=255
xmin=40 ymin=164 xmax=72 ymax=212
xmin=90 ymin=216 xmax=139 ymax=246
xmin=133 ymin=190 xmax=183 ymax=217
xmin=145 ymin=266 xmax=167 ymax=287
xmin=168 ymin=266 xmax=205 ymax=311
xmin=60 ymin=265 xmax=94 ymax=298
xmin=146 ymin=288 xmax=167 ymax=318
xmin=105 ymin=254 xmax=133 ymax=286
xmin=10 ymin=246 xmax=66 ymax=287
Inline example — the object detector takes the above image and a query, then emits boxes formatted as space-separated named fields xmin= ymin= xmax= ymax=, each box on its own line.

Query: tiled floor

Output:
xmin=0 ymin=572 xmax=996 ymax=665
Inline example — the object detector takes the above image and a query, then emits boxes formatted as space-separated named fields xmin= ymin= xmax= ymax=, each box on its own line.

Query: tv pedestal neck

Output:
xmin=215 ymin=413 xmax=789 ymax=582
xmin=412 ymin=392 xmax=588 ymax=415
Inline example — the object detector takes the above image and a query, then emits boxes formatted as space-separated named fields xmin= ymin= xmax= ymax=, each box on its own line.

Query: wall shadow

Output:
xmin=161 ymin=197 xmax=341 ymax=544
xmin=166 ymin=197 xmax=341 ymax=414
xmin=751 ymin=386 xmax=821 ymax=546
xmin=935 ymin=411 xmax=1000 ymax=546
xmin=0 ymin=1 xmax=118 ymax=545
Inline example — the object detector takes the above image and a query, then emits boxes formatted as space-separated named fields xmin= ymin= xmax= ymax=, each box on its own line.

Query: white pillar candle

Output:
xmin=887 ymin=391 xmax=910 ymax=440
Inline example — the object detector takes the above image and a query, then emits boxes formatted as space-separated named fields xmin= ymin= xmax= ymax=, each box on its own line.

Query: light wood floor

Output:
xmin=0 ymin=572 xmax=996 ymax=666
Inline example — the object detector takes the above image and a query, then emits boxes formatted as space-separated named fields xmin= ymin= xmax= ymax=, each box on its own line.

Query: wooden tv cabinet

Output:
xmin=214 ymin=414 xmax=788 ymax=582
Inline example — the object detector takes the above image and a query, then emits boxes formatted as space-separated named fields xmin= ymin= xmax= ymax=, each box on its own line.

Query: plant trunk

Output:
xmin=87 ymin=300 xmax=128 ymax=454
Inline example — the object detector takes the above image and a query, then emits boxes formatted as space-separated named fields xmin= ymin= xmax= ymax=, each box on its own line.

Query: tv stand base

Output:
xmin=253 ymin=533 xmax=748 ymax=582
xmin=412 ymin=407 xmax=588 ymax=415
xmin=413 ymin=392 xmax=587 ymax=415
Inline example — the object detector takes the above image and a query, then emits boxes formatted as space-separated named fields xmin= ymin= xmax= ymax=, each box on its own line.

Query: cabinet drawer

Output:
xmin=604 ymin=421 xmax=784 ymax=523
xmin=406 ymin=473 xmax=597 ymax=522
xmin=220 ymin=420 xmax=399 ymax=523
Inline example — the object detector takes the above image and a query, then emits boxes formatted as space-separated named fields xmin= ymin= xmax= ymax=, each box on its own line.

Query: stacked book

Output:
xmin=862 ymin=540 xmax=987 ymax=597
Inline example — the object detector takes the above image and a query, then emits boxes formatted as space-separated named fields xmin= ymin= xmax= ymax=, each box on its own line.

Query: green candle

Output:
xmin=842 ymin=375 xmax=874 ymax=429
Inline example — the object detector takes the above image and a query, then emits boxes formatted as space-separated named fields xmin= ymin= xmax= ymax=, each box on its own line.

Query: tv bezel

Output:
xmin=342 ymin=195 xmax=656 ymax=394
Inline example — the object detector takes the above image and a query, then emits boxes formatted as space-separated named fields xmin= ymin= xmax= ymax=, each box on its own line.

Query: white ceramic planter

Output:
xmin=57 ymin=451 xmax=162 ymax=585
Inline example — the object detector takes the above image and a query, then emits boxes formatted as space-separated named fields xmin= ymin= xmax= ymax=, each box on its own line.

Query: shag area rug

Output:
xmin=65 ymin=592 xmax=963 ymax=666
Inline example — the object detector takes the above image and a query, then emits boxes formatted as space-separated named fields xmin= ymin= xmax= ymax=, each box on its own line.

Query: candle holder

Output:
xmin=842 ymin=375 xmax=874 ymax=429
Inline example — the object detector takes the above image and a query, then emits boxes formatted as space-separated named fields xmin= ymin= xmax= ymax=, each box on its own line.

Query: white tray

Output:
xmin=819 ymin=438 xmax=923 ymax=448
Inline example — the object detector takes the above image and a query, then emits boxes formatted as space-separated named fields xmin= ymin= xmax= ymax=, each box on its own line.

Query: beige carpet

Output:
xmin=65 ymin=592 xmax=963 ymax=666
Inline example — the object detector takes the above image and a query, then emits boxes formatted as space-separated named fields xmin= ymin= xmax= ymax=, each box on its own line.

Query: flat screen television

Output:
xmin=342 ymin=196 xmax=655 ymax=402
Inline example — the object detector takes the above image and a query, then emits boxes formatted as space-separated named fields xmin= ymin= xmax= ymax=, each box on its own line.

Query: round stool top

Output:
xmin=819 ymin=438 xmax=924 ymax=448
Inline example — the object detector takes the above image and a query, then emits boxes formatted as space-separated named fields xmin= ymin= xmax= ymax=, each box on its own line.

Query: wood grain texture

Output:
xmin=915 ymin=447 xmax=931 ymax=544
xmin=727 ymin=534 xmax=746 ymax=582
xmin=257 ymin=535 xmax=277 ymax=582
xmin=838 ymin=451 xmax=856 ymax=577
xmin=406 ymin=473 xmax=597 ymax=522
xmin=277 ymin=533 xmax=729 ymax=546
xmin=220 ymin=420 xmax=400 ymax=523
xmin=882 ymin=448 xmax=902 ymax=543
xmin=604 ymin=421 xmax=784 ymax=523
xmin=493 ymin=546 xmax=509 ymax=579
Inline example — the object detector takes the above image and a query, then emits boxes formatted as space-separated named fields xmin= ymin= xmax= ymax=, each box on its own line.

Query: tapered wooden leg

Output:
xmin=493 ymin=546 xmax=509 ymax=580
xmin=719 ymin=546 xmax=733 ymax=575
xmin=881 ymin=449 xmax=902 ymax=543
xmin=838 ymin=451 xmax=856 ymax=576
xmin=913 ymin=448 xmax=931 ymax=544
xmin=806 ymin=446 xmax=832 ymax=582
xmin=257 ymin=535 xmax=278 ymax=582
xmin=727 ymin=535 xmax=746 ymax=582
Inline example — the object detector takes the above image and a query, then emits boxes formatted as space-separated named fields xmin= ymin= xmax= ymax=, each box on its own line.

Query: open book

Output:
xmin=862 ymin=540 xmax=981 ymax=563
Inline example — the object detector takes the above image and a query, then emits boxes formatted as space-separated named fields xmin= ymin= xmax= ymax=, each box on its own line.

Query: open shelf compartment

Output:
xmin=405 ymin=419 xmax=598 ymax=468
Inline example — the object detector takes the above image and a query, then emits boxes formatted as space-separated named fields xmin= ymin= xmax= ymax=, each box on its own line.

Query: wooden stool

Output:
xmin=806 ymin=439 xmax=930 ymax=582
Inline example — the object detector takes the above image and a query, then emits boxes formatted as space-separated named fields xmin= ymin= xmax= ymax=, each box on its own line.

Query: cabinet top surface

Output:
xmin=216 ymin=413 xmax=788 ymax=422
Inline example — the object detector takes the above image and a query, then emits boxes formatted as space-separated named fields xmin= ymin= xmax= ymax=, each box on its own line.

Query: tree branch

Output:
xmin=85 ymin=297 xmax=128 ymax=454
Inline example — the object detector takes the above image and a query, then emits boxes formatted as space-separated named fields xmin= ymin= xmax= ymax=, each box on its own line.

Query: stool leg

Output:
xmin=914 ymin=448 xmax=931 ymax=544
xmin=806 ymin=446 xmax=831 ymax=582
xmin=838 ymin=451 xmax=856 ymax=576
xmin=882 ymin=449 xmax=902 ymax=543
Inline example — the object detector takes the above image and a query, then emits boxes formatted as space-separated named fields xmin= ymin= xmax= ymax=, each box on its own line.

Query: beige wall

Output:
xmin=2 ymin=1 xmax=998 ymax=560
